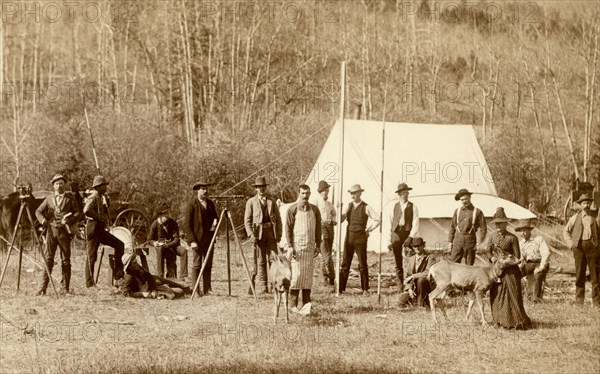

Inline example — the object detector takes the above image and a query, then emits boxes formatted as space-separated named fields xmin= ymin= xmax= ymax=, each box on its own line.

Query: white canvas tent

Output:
xmin=300 ymin=119 xmax=536 ymax=252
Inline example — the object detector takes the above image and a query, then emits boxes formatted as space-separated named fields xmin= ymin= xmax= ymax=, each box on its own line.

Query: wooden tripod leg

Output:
xmin=95 ymin=248 xmax=104 ymax=284
xmin=228 ymin=211 xmax=257 ymax=301
xmin=0 ymin=204 xmax=25 ymax=289
xmin=25 ymin=207 xmax=59 ymax=298
xmin=190 ymin=210 xmax=226 ymax=301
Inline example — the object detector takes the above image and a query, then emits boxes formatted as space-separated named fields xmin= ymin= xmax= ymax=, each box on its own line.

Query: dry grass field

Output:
xmin=1 ymin=239 xmax=599 ymax=374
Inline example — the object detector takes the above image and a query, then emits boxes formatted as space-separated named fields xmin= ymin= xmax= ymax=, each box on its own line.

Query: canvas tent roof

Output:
xmin=301 ymin=119 xmax=536 ymax=252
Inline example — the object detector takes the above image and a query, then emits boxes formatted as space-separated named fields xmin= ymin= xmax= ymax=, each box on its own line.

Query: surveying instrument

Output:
xmin=0 ymin=184 xmax=59 ymax=297
xmin=190 ymin=195 xmax=256 ymax=301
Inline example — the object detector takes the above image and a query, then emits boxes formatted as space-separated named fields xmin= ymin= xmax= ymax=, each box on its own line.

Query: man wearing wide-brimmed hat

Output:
xmin=83 ymin=175 xmax=125 ymax=288
xmin=564 ymin=194 xmax=599 ymax=306
xmin=388 ymin=182 xmax=420 ymax=293
xmin=338 ymin=184 xmax=380 ymax=295
xmin=515 ymin=219 xmax=550 ymax=302
xmin=448 ymin=188 xmax=487 ymax=265
xmin=183 ymin=179 xmax=219 ymax=296
xmin=244 ymin=176 xmax=282 ymax=294
xmin=148 ymin=203 xmax=187 ymax=280
xmin=315 ymin=180 xmax=337 ymax=286
xmin=34 ymin=174 xmax=80 ymax=295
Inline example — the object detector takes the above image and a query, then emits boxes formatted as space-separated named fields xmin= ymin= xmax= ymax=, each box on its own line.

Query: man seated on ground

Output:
xmin=516 ymin=220 xmax=550 ymax=302
xmin=119 ymin=253 xmax=184 ymax=299
xmin=399 ymin=237 xmax=438 ymax=308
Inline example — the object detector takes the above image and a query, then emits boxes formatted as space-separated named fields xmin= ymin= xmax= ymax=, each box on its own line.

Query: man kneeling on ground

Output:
xmin=120 ymin=253 xmax=184 ymax=299
xmin=399 ymin=237 xmax=438 ymax=308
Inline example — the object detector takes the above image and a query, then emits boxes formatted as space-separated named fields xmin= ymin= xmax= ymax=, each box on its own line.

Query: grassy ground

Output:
xmin=0 ymin=240 xmax=599 ymax=374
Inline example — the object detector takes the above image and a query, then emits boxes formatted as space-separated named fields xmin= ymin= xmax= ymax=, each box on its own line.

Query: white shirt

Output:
xmin=519 ymin=235 xmax=550 ymax=269
xmin=389 ymin=199 xmax=420 ymax=238
xmin=345 ymin=200 xmax=380 ymax=232
xmin=316 ymin=194 xmax=336 ymax=224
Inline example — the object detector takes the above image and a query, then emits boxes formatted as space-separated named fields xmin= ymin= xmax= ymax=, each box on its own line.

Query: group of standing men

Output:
xmin=32 ymin=171 xmax=598 ymax=310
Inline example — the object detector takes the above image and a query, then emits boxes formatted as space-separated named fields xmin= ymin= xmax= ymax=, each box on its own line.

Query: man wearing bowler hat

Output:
xmin=564 ymin=194 xmax=599 ymax=306
xmin=35 ymin=174 xmax=80 ymax=295
xmin=398 ymin=237 xmax=438 ymax=308
xmin=339 ymin=184 xmax=380 ymax=295
xmin=515 ymin=220 xmax=550 ymax=302
xmin=183 ymin=180 xmax=219 ymax=296
xmin=83 ymin=175 xmax=125 ymax=287
xmin=448 ymin=188 xmax=487 ymax=265
xmin=244 ymin=176 xmax=282 ymax=294
xmin=315 ymin=180 xmax=337 ymax=286
xmin=388 ymin=183 xmax=420 ymax=293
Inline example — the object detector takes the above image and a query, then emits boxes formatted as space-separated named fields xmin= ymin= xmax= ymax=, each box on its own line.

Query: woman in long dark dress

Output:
xmin=487 ymin=208 xmax=531 ymax=330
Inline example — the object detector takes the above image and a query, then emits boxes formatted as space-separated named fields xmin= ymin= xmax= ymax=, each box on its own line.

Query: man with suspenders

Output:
xmin=448 ymin=189 xmax=487 ymax=265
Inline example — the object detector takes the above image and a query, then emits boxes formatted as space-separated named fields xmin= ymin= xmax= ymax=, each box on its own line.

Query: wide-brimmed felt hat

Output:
xmin=252 ymin=176 xmax=269 ymax=187
xmin=491 ymin=207 xmax=510 ymax=224
xmin=454 ymin=188 xmax=473 ymax=201
xmin=193 ymin=179 xmax=213 ymax=190
xmin=156 ymin=202 xmax=170 ymax=215
xmin=577 ymin=194 xmax=593 ymax=204
xmin=348 ymin=184 xmax=364 ymax=193
xmin=318 ymin=180 xmax=331 ymax=193
xmin=92 ymin=175 xmax=109 ymax=189
xmin=412 ymin=237 xmax=426 ymax=247
xmin=395 ymin=183 xmax=413 ymax=194
xmin=514 ymin=219 xmax=534 ymax=232
xmin=51 ymin=174 xmax=66 ymax=184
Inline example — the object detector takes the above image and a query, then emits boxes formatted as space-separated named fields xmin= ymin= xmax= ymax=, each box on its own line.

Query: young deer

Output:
xmin=427 ymin=257 xmax=515 ymax=326
xmin=269 ymin=252 xmax=292 ymax=323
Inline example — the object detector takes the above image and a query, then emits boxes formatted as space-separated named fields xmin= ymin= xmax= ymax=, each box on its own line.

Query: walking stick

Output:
xmin=190 ymin=210 xmax=226 ymax=300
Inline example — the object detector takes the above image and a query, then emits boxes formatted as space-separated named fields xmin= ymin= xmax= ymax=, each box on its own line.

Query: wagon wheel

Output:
xmin=114 ymin=208 xmax=149 ymax=246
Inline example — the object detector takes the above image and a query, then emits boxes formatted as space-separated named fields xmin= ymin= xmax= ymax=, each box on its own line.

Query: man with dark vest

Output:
xmin=388 ymin=183 xmax=420 ymax=292
xmin=83 ymin=175 xmax=125 ymax=288
xmin=35 ymin=174 xmax=80 ymax=295
xmin=244 ymin=176 xmax=282 ymax=294
xmin=339 ymin=184 xmax=380 ymax=295
xmin=448 ymin=188 xmax=487 ymax=265
xmin=564 ymin=194 xmax=599 ymax=306
xmin=183 ymin=180 xmax=219 ymax=296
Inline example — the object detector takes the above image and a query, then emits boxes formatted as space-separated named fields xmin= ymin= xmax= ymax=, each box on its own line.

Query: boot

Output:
xmin=62 ymin=264 xmax=71 ymax=293
xmin=191 ymin=268 xmax=201 ymax=296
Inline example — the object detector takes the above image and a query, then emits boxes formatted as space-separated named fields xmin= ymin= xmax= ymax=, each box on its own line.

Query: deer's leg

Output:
xmin=476 ymin=291 xmax=487 ymax=326
xmin=429 ymin=285 xmax=447 ymax=323
xmin=284 ymin=289 xmax=289 ymax=324
xmin=273 ymin=288 xmax=279 ymax=321
xmin=465 ymin=291 xmax=475 ymax=321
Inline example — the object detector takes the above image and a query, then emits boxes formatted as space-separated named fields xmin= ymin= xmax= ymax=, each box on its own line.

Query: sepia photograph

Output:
xmin=0 ymin=0 xmax=599 ymax=373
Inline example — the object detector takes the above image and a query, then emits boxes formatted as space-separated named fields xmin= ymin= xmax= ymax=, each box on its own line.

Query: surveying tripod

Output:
xmin=0 ymin=190 xmax=59 ymax=297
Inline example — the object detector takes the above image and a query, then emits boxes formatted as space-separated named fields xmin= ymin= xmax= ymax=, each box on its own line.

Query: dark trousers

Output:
xmin=391 ymin=228 xmax=410 ymax=291
xmin=290 ymin=289 xmax=311 ymax=308
xmin=320 ymin=224 xmax=335 ymax=283
xmin=252 ymin=229 xmax=277 ymax=293
xmin=573 ymin=239 xmax=599 ymax=305
xmin=156 ymin=246 xmax=188 ymax=279
xmin=39 ymin=227 xmax=72 ymax=293
xmin=192 ymin=233 xmax=214 ymax=294
xmin=450 ymin=233 xmax=477 ymax=265
xmin=521 ymin=262 xmax=549 ymax=301
xmin=399 ymin=277 xmax=431 ymax=307
xmin=340 ymin=232 xmax=368 ymax=292
xmin=85 ymin=224 xmax=125 ymax=287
